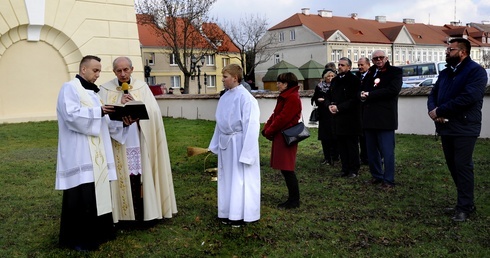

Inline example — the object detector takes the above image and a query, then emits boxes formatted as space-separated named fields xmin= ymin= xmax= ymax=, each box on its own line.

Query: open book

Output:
xmin=106 ymin=101 xmax=149 ymax=121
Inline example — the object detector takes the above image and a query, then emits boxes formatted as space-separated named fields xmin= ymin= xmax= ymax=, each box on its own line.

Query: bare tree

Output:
xmin=482 ymin=49 xmax=490 ymax=68
xmin=136 ymin=0 xmax=224 ymax=93
xmin=222 ymin=14 xmax=277 ymax=81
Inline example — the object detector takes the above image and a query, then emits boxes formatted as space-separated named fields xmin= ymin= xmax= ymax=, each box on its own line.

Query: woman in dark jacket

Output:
xmin=262 ymin=72 xmax=302 ymax=209
xmin=311 ymin=69 xmax=338 ymax=165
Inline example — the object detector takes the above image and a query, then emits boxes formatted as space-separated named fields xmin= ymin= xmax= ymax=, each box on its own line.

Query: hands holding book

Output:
xmin=103 ymin=93 xmax=149 ymax=124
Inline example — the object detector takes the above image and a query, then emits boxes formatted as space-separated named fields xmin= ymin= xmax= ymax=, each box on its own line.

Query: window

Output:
xmin=274 ymin=54 xmax=280 ymax=64
xmin=147 ymin=76 xmax=156 ymax=85
xmin=205 ymin=55 xmax=215 ymax=66
xmin=147 ymin=53 xmax=155 ymax=65
xmin=169 ymin=53 xmax=177 ymax=65
xmin=290 ymin=30 xmax=295 ymax=41
xmin=205 ymin=75 xmax=216 ymax=87
xmin=170 ymin=76 xmax=181 ymax=88
xmin=222 ymin=58 xmax=230 ymax=67
xmin=279 ymin=32 xmax=284 ymax=42
xmin=354 ymin=50 xmax=358 ymax=61
xmin=331 ymin=50 xmax=342 ymax=62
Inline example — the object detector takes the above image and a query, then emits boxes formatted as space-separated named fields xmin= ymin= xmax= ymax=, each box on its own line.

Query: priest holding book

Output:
xmin=99 ymin=56 xmax=177 ymax=225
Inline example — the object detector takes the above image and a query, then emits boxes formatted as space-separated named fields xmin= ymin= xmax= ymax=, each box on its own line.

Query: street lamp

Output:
xmin=191 ymin=55 xmax=205 ymax=94
xmin=203 ymin=72 xmax=207 ymax=94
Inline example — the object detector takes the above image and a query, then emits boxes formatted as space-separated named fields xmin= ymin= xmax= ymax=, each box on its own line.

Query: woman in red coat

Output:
xmin=262 ymin=72 xmax=302 ymax=209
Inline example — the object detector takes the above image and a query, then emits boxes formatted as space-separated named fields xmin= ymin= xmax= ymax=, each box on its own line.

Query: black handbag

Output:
xmin=309 ymin=105 xmax=319 ymax=123
xmin=282 ymin=122 xmax=310 ymax=146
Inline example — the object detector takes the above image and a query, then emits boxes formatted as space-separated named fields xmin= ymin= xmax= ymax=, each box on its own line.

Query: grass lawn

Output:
xmin=0 ymin=118 xmax=489 ymax=257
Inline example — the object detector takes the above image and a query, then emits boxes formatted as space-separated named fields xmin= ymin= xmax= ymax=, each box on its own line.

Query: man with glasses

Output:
xmin=99 ymin=57 xmax=178 ymax=226
xmin=427 ymin=38 xmax=487 ymax=222
xmin=360 ymin=51 xmax=402 ymax=190
xmin=328 ymin=57 xmax=362 ymax=178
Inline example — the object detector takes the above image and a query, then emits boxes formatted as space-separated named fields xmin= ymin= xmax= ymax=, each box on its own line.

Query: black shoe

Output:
xmin=445 ymin=206 xmax=476 ymax=215
xmin=220 ymin=218 xmax=245 ymax=227
xmin=452 ymin=212 xmax=469 ymax=222
xmin=380 ymin=182 xmax=395 ymax=190
xmin=277 ymin=200 xmax=290 ymax=208
xmin=366 ymin=178 xmax=383 ymax=185
xmin=220 ymin=218 xmax=231 ymax=225
xmin=336 ymin=172 xmax=349 ymax=177
xmin=284 ymin=201 xmax=300 ymax=209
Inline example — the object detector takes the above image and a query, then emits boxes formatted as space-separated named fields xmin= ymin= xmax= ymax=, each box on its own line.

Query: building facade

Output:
xmin=137 ymin=15 xmax=241 ymax=95
xmin=255 ymin=8 xmax=490 ymax=89
xmin=0 ymin=0 xmax=143 ymax=123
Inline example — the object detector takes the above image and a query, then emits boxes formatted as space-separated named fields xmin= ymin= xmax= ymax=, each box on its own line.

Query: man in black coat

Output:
xmin=328 ymin=57 xmax=362 ymax=178
xmin=356 ymin=57 xmax=371 ymax=165
xmin=428 ymin=38 xmax=487 ymax=222
xmin=360 ymin=50 xmax=402 ymax=189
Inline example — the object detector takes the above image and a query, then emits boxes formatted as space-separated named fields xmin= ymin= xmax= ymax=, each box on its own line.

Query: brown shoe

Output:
xmin=366 ymin=178 xmax=383 ymax=185
xmin=380 ymin=182 xmax=395 ymax=190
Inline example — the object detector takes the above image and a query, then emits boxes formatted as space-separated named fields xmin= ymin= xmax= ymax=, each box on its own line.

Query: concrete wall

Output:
xmin=156 ymin=93 xmax=490 ymax=138
xmin=0 ymin=0 xmax=143 ymax=123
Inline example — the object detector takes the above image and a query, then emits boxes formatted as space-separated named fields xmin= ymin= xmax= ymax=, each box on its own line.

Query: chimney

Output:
xmin=375 ymin=16 xmax=386 ymax=23
xmin=403 ymin=18 xmax=415 ymax=24
xmin=301 ymin=8 xmax=310 ymax=15
xmin=318 ymin=10 xmax=332 ymax=18
xmin=351 ymin=13 xmax=358 ymax=20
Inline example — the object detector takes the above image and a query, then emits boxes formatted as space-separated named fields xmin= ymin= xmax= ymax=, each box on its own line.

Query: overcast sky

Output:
xmin=209 ymin=0 xmax=490 ymax=28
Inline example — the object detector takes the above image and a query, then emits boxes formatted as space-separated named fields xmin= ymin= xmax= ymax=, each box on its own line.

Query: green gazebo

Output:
xmin=299 ymin=60 xmax=324 ymax=90
xmin=262 ymin=61 xmax=304 ymax=91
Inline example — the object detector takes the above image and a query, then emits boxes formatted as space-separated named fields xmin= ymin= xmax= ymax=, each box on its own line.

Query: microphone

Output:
xmin=121 ymin=82 xmax=129 ymax=94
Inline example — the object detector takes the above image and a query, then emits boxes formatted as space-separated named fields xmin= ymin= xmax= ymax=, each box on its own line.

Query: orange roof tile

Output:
xmin=136 ymin=14 xmax=239 ymax=53
xmin=269 ymin=13 xmax=490 ymax=47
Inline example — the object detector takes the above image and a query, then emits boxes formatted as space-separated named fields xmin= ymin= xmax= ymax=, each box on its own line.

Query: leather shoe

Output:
xmin=277 ymin=200 xmax=299 ymax=209
xmin=344 ymin=173 xmax=358 ymax=178
xmin=277 ymin=200 xmax=289 ymax=208
xmin=321 ymin=159 xmax=332 ymax=165
xmin=452 ymin=212 xmax=469 ymax=222
xmin=380 ymin=182 xmax=395 ymax=190
xmin=445 ymin=206 xmax=476 ymax=215
xmin=366 ymin=178 xmax=383 ymax=185
xmin=335 ymin=172 xmax=348 ymax=177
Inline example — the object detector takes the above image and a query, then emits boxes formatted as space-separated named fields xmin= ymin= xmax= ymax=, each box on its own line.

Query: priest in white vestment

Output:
xmin=209 ymin=64 xmax=261 ymax=226
xmin=99 ymin=57 xmax=177 ymax=223
xmin=56 ymin=55 xmax=132 ymax=251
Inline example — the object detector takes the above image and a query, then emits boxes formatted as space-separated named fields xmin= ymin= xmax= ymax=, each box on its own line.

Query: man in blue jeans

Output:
xmin=428 ymin=38 xmax=487 ymax=222
xmin=360 ymin=50 xmax=402 ymax=190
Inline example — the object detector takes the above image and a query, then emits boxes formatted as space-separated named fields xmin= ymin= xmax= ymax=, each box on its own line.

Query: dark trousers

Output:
xmin=130 ymin=174 xmax=144 ymax=221
xmin=359 ymin=134 xmax=368 ymax=163
xmin=321 ymin=137 xmax=339 ymax=162
xmin=337 ymin=135 xmax=360 ymax=174
xmin=364 ymin=129 xmax=396 ymax=185
xmin=441 ymin=135 xmax=477 ymax=212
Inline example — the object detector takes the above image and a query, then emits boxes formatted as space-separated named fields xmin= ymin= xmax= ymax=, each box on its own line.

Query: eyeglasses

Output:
xmin=372 ymin=56 xmax=386 ymax=61
xmin=446 ymin=47 xmax=460 ymax=52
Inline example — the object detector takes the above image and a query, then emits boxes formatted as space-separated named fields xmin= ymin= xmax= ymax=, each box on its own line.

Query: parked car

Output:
xmin=417 ymin=77 xmax=438 ymax=87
